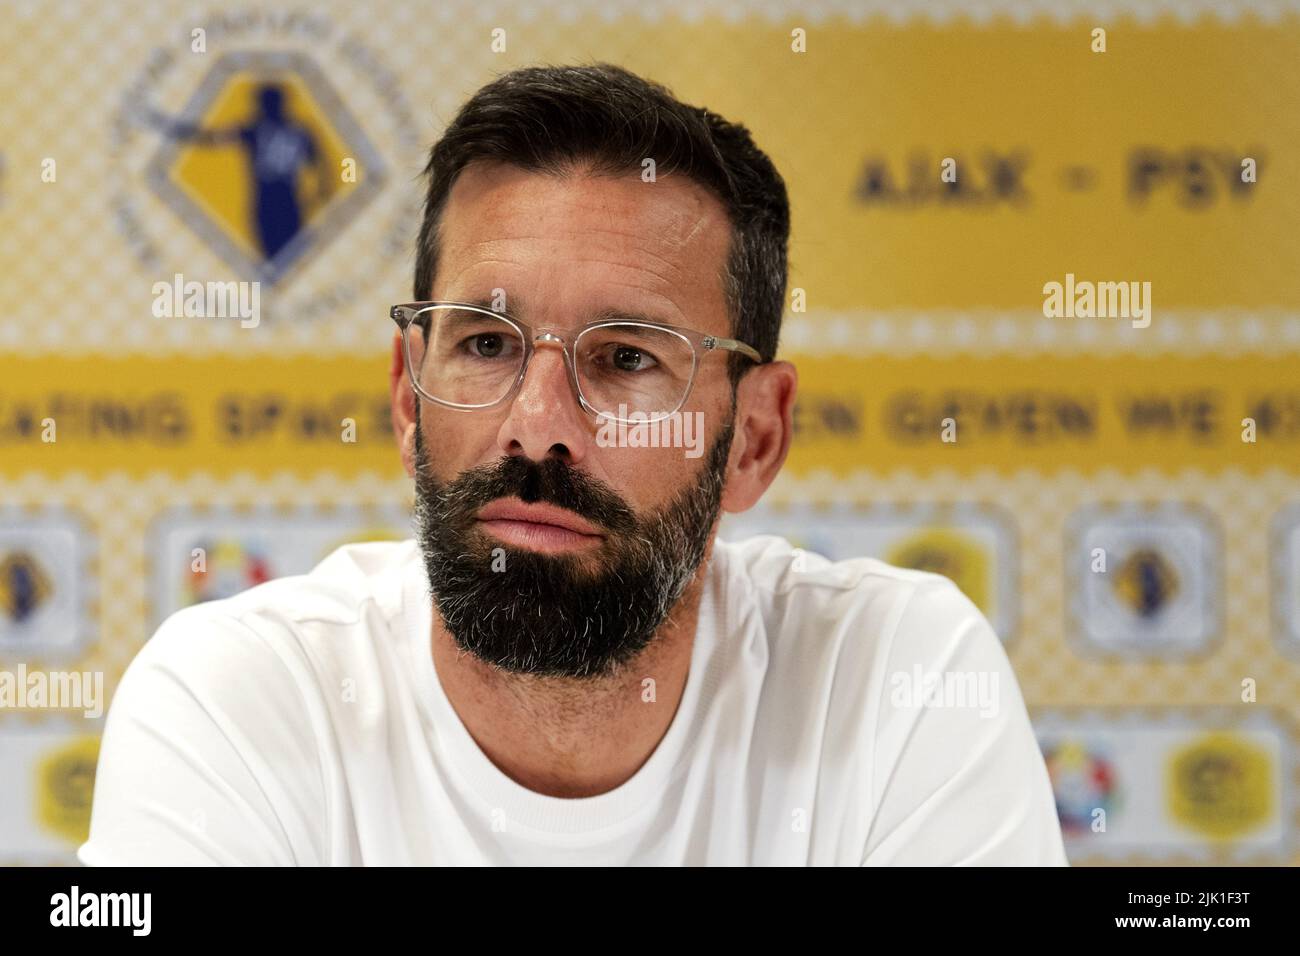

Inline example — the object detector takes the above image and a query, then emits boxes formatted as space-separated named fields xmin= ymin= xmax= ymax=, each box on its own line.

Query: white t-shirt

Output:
xmin=80 ymin=535 xmax=1067 ymax=866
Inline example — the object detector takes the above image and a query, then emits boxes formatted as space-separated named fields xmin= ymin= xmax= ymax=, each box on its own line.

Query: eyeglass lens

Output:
xmin=406 ymin=306 xmax=696 ymax=420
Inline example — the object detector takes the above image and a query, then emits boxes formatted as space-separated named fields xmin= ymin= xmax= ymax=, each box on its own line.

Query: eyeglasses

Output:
xmin=390 ymin=301 xmax=763 ymax=425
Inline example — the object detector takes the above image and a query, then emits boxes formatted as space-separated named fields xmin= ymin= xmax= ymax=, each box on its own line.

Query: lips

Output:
xmin=475 ymin=498 xmax=604 ymax=553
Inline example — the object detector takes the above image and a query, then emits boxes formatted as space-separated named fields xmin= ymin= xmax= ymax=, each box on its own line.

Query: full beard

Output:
xmin=411 ymin=413 xmax=734 ymax=680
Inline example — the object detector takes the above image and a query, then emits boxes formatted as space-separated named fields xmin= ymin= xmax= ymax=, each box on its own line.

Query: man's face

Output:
xmin=409 ymin=161 xmax=740 ymax=679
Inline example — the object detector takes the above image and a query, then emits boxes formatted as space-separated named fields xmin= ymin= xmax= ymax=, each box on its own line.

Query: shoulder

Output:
xmin=207 ymin=537 xmax=418 ymax=629
xmin=711 ymin=532 xmax=1009 ymax=733
xmin=713 ymin=536 xmax=1060 ymax=863
xmin=711 ymin=532 xmax=984 ymax=652
xmin=120 ymin=538 xmax=419 ymax=722
xmin=83 ymin=541 xmax=419 ymax=867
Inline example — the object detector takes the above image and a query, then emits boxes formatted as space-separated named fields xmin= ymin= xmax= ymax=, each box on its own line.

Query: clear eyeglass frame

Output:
xmin=390 ymin=301 xmax=763 ymax=425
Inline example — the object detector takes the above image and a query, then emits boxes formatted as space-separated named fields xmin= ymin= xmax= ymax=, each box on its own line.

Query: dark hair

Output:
xmin=413 ymin=62 xmax=790 ymax=384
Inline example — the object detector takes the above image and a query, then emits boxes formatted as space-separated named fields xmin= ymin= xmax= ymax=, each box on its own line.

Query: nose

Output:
xmin=495 ymin=338 xmax=590 ymax=463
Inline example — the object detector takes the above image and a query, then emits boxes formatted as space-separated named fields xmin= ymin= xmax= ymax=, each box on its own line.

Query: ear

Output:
xmin=389 ymin=331 xmax=417 ymax=478
xmin=721 ymin=360 xmax=798 ymax=514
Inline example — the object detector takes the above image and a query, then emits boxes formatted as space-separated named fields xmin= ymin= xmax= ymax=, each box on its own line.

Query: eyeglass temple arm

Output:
xmin=702 ymin=335 xmax=763 ymax=364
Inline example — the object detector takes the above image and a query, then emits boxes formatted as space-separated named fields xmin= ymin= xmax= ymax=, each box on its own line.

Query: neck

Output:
xmin=429 ymin=555 xmax=710 ymax=799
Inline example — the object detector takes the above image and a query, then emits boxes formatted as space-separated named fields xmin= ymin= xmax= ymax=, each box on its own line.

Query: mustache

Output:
xmin=418 ymin=452 xmax=639 ymax=536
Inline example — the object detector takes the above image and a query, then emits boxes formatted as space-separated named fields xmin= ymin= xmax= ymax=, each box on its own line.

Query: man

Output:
xmin=81 ymin=63 xmax=1067 ymax=865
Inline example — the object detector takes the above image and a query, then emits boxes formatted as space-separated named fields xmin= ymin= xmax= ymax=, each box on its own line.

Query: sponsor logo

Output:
xmin=0 ymin=507 xmax=96 ymax=658
xmin=1034 ymin=708 xmax=1289 ymax=863
xmin=36 ymin=735 xmax=99 ymax=845
xmin=1166 ymin=731 xmax=1274 ymax=840
xmin=1067 ymin=503 xmax=1220 ymax=659
xmin=148 ymin=503 xmax=409 ymax=623
xmin=1043 ymin=738 xmax=1118 ymax=836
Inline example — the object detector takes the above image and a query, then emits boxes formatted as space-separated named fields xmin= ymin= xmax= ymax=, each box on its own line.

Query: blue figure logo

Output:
xmin=144 ymin=82 xmax=334 ymax=261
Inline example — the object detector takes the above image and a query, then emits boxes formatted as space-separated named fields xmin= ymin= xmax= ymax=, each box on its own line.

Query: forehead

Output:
xmin=432 ymin=160 xmax=733 ymax=328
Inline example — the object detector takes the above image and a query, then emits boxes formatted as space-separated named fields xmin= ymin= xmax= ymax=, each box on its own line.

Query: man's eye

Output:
xmin=470 ymin=333 xmax=505 ymax=357
xmin=610 ymin=345 xmax=657 ymax=372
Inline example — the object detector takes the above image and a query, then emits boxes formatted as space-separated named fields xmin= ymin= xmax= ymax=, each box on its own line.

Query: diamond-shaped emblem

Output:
xmin=146 ymin=50 xmax=386 ymax=286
